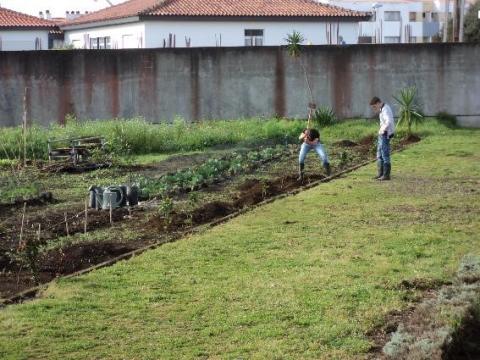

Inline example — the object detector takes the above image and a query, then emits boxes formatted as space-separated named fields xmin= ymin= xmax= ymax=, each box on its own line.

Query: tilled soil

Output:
xmin=0 ymin=172 xmax=327 ymax=300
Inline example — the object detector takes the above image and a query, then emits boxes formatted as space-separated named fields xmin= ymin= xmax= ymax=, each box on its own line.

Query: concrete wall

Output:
xmin=0 ymin=43 xmax=479 ymax=127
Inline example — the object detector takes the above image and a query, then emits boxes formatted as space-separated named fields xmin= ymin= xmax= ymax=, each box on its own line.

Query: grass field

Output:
xmin=0 ymin=115 xmax=436 ymax=162
xmin=0 ymin=125 xmax=479 ymax=359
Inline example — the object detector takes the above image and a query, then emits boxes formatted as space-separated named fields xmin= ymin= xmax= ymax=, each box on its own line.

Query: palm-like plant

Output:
xmin=313 ymin=106 xmax=336 ymax=127
xmin=393 ymin=86 xmax=424 ymax=136
xmin=285 ymin=31 xmax=315 ymax=124
xmin=285 ymin=30 xmax=304 ymax=58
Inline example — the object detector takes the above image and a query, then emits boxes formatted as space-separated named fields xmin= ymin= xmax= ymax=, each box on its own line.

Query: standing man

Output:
xmin=370 ymin=96 xmax=395 ymax=181
xmin=298 ymin=103 xmax=331 ymax=181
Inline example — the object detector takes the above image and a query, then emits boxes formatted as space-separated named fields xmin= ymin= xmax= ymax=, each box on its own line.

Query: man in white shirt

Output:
xmin=370 ymin=96 xmax=395 ymax=181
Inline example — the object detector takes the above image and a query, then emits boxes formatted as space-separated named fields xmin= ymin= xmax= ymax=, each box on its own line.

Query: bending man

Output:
xmin=298 ymin=127 xmax=331 ymax=181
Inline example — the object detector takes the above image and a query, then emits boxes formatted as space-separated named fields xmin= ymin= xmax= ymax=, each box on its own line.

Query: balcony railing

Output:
xmin=358 ymin=21 xmax=440 ymax=38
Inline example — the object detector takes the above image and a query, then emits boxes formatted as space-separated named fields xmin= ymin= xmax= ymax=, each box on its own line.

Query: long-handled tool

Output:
xmin=307 ymin=102 xmax=316 ymax=129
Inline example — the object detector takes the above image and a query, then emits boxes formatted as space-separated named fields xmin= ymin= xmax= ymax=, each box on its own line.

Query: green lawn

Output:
xmin=0 ymin=127 xmax=479 ymax=359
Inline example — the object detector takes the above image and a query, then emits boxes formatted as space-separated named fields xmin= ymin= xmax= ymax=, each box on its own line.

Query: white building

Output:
xmin=61 ymin=0 xmax=370 ymax=49
xmin=0 ymin=6 xmax=59 ymax=50
xmin=319 ymin=0 xmax=450 ymax=43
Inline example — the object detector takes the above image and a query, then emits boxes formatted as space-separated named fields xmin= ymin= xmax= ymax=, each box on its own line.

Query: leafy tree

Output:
xmin=465 ymin=0 xmax=480 ymax=42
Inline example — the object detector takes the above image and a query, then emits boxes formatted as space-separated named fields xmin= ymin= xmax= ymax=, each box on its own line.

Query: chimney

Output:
xmin=39 ymin=11 xmax=44 ymax=19
xmin=45 ymin=10 xmax=51 ymax=20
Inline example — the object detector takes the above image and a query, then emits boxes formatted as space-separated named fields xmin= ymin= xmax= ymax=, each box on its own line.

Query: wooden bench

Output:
xmin=48 ymin=136 xmax=106 ymax=165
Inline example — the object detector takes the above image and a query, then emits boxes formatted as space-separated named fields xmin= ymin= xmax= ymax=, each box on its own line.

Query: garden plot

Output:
xmin=0 ymin=132 xmax=407 ymax=301
xmin=0 ymin=126 xmax=478 ymax=360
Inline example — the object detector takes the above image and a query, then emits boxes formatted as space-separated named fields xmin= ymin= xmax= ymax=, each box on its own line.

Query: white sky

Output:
xmin=0 ymin=0 xmax=127 ymax=17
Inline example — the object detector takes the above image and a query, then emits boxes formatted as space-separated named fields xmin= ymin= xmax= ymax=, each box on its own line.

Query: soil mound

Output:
xmin=358 ymin=134 xmax=376 ymax=146
xmin=42 ymin=242 xmax=136 ymax=274
xmin=191 ymin=201 xmax=234 ymax=223
xmin=400 ymin=134 xmax=421 ymax=146
xmin=335 ymin=139 xmax=359 ymax=147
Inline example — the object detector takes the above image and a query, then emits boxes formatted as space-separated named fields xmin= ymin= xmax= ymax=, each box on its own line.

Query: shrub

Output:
xmin=394 ymin=86 xmax=424 ymax=136
xmin=313 ymin=106 xmax=336 ymax=127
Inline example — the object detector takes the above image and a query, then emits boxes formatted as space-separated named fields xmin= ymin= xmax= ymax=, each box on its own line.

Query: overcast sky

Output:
xmin=0 ymin=0 xmax=127 ymax=17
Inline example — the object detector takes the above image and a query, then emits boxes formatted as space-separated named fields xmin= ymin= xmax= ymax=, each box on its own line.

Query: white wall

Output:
xmin=145 ymin=20 xmax=359 ymax=47
xmin=0 ymin=30 xmax=49 ymax=51
xmin=64 ymin=19 xmax=360 ymax=49
xmin=65 ymin=22 xmax=146 ymax=49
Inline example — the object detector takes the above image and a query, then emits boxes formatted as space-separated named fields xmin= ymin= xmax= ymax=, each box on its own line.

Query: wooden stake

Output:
xmin=64 ymin=212 xmax=69 ymax=237
xmin=19 ymin=202 xmax=26 ymax=248
xmin=307 ymin=108 xmax=313 ymax=129
xmin=110 ymin=202 xmax=113 ymax=225
xmin=84 ymin=198 xmax=88 ymax=234
xmin=22 ymin=87 xmax=30 ymax=167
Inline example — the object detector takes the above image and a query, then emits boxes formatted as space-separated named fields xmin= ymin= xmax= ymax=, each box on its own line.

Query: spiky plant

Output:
xmin=393 ymin=86 xmax=424 ymax=136
xmin=285 ymin=30 xmax=304 ymax=58
xmin=313 ymin=106 xmax=337 ymax=127
xmin=285 ymin=31 xmax=314 ymax=118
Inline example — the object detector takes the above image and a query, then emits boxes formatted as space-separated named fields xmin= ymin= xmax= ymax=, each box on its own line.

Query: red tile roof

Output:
xmin=0 ymin=6 xmax=58 ymax=28
xmin=65 ymin=0 xmax=369 ymax=26
xmin=150 ymin=0 xmax=368 ymax=17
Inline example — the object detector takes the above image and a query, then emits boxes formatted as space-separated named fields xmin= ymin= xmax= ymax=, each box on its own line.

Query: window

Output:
xmin=244 ymin=29 xmax=264 ymax=46
xmin=384 ymin=11 xmax=401 ymax=21
xmin=90 ymin=36 xmax=112 ymax=49
xmin=384 ymin=36 xmax=401 ymax=43
xmin=431 ymin=12 xmax=439 ymax=21
xmin=409 ymin=12 xmax=417 ymax=21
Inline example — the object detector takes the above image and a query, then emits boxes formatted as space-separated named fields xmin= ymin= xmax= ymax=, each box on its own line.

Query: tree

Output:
xmin=464 ymin=0 xmax=480 ymax=42
xmin=285 ymin=31 xmax=316 ymax=128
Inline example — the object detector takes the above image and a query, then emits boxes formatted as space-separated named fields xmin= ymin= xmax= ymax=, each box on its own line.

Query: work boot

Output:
xmin=297 ymin=163 xmax=305 ymax=182
xmin=378 ymin=163 xmax=391 ymax=181
xmin=324 ymin=162 xmax=331 ymax=176
xmin=373 ymin=160 xmax=384 ymax=180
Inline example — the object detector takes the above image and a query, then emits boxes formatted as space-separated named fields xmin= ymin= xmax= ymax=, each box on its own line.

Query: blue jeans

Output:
xmin=377 ymin=135 xmax=391 ymax=165
xmin=299 ymin=142 xmax=329 ymax=166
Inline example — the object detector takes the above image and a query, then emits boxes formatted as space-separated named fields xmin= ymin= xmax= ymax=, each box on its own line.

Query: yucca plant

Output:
xmin=285 ymin=30 xmax=304 ymax=58
xmin=393 ymin=86 xmax=424 ymax=136
xmin=313 ymin=106 xmax=337 ymax=127
xmin=285 ymin=31 xmax=314 ymax=116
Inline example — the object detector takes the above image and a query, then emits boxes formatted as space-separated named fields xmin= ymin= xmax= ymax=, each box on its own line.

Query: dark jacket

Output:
xmin=303 ymin=128 xmax=320 ymax=142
